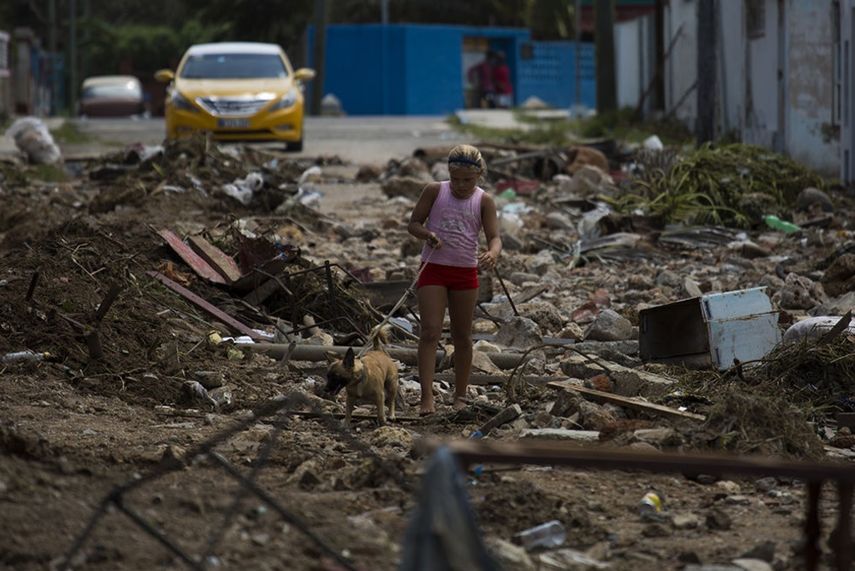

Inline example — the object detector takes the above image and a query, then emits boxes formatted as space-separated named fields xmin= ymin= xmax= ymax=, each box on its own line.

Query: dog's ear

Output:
xmin=324 ymin=351 xmax=339 ymax=364
xmin=343 ymin=347 xmax=355 ymax=369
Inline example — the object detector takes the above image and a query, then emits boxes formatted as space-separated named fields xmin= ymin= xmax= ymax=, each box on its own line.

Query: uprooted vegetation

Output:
xmin=613 ymin=143 xmax=828 ymax=227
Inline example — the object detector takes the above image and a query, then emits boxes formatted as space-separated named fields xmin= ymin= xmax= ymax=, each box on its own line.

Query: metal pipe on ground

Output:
xmin=244 ymin=343 xmax=526 ymax=370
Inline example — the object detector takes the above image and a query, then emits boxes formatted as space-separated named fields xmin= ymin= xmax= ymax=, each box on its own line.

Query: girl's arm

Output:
xmin=408 ymin=182 xmax=442 ymax=247
xmin=478 ymin=193 xmax=502 ymax=270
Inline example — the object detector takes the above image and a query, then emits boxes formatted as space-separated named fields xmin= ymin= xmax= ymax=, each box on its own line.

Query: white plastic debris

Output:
xmin=642 ymin=135 xmax=664 ymax=152
xmin=783 ymin=316 xmax=855 ymax=343
xmin=5 ymin=117 xmax=62 ymax=164
xmin=221 ymin=172 xmax=264 ymax=205
xmin=2 ymin=350 xmax=50 ymax=363
xmin=577 ymin=203 xmax=612 ymax=240
xmin=296 ymin=165 xmax=324 ymax=206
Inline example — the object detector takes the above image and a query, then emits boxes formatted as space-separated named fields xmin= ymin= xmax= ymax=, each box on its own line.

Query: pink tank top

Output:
xmin=421 ymin=181 xmax=484 ymax=268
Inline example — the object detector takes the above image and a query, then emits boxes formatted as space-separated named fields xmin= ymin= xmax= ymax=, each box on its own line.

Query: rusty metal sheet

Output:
xmin=158 ymin=229 xmax=227 ymax=285
xmin=147 ymin=271 xmax=266 ymax=341
xmin=188 ymin=236 xmax=242 ymax=283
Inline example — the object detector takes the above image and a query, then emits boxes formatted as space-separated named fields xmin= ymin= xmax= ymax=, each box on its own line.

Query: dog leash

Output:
xmin=356 ymin=247 xmax=435 ymax=358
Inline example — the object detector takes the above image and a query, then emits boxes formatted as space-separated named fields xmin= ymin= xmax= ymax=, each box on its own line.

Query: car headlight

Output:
xmin=269 ymin=89 xmax=298 ymax=112
xmin=171 ymin=91 xmax=197 ymax=112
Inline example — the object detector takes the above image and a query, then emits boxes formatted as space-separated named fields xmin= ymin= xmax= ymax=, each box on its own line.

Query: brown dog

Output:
xmin=324 ymin=326 xmax=398 ymax=426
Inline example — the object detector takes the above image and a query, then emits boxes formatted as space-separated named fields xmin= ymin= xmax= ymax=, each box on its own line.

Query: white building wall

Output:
xmin=615 ymin=15 xmax=655 ymax=111
xmin=742 ymin=0 xmax=781 ymax=148
xmin=664 ymin=0 xmax=697 ymax=125
xmin=785 ymin=0 xmax=839 ymax=175
xmin=718 ymin=1 xmax=745 ymax=134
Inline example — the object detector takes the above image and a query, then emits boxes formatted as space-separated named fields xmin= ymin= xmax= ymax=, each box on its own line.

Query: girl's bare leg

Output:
xmin=417 ymin=285 xmax=447 ymax=414
xmin=447 ymin=288 xmax=479 ymax=410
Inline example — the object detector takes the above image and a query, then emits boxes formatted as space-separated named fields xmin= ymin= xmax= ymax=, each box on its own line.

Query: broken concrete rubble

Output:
xmin=2 ymin=119 xmax=855 ymax=571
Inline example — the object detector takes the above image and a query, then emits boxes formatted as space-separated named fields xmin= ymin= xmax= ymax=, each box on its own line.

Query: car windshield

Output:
xmin=82 ymin=83 xmax=141 ymax=100
xmin=180 ymin=53 xmax=288 ymax=79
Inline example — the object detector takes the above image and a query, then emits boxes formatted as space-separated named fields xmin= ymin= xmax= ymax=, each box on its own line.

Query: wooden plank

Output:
xmin=147 ymin=271 xmax=266 ymax=341
xmin=188 ymin=236 xmax=242 ymax=283
xmin=547 ymin=380 xmax=705 ymax=422
xmin=158 ymin=229 xmax=227 ymax=284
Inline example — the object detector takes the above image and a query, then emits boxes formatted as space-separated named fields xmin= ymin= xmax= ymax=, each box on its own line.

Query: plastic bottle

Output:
xmin=513 ymin=520 xmax=567 ymax=551
xmin=763 ymin=215 xmax=800 ymax=234
xmin=1 ymin=350 xmax=49 ymax=363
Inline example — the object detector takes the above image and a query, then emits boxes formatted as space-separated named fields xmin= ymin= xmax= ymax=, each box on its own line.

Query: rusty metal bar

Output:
xmin=805 ymin=481 xmax=822 ymax=571
xmin=435 ymin=439 xmax=855 ymax=482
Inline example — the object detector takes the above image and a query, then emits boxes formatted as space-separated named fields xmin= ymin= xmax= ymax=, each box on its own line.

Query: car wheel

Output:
xmin=286 ymin=139 xmax=303 ymax=152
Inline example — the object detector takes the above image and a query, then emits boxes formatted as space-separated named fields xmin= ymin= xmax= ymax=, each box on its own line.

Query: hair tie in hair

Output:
xmin=448 ymin=157 xmax=482 ymax=168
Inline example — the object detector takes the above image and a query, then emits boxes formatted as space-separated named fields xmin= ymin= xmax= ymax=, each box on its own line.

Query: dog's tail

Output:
xmin=370 ymin=323 xmax=392 ymax=352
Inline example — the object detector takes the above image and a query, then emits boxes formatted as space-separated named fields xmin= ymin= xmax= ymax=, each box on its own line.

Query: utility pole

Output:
xmin=381 ymin=0 xmax=389 ymax=24
xmin=82 ymin=0 xmax=91 ymax=84
xmin=696 ymin=0 xmax=716 ymax=144
xmin=310 ymin=0 xmax=328 ymax=116
xmin=574 ymin=0 xmax=581 ymax=109
xmin=594 ymin=0 xmax=617 ymax=113
xmin=653 ymin=0 xmax=665 ymax=111
xmin=69 ymin=0 xmax=78 ymax=115
xmin=48 ymin=0 xmax=58 ymax=114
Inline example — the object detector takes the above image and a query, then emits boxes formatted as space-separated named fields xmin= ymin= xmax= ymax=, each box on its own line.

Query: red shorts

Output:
xmin=417 ymin=263 xmax=479 ymax=290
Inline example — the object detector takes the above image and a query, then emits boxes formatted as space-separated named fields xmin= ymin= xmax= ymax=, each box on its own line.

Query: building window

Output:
xmin=746 ymin=0 xmax=766 ymax=39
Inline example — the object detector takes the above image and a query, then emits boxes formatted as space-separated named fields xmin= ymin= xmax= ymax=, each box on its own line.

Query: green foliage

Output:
xmin=527 ymin=0 xmax=576 ymax=40
xmin=183 ymin=0 xmax=315 ymax=54
xmin=82 ymin=18 xmax=230 ymax=75
xmin=611 ymin=143 xmax=827 ymax=227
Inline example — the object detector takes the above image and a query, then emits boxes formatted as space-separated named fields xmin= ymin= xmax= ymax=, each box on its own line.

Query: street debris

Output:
xmin=1 ymin=123 xmax=854 ymax=571
xmin=5 ymin=117 xmax=62 ymax=164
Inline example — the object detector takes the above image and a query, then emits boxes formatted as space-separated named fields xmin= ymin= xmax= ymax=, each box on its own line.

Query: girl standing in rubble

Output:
xmin=407 ymin=144 xmax=502 ymax=415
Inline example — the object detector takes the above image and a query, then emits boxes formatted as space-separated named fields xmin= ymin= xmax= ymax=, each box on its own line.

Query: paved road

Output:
xmin=68 ymin=116 xmax=466 ymax=163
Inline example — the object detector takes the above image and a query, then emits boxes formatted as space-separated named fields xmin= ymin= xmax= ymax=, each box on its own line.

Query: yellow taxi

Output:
xmin=155 ymin=42 xmax=314 ymax=150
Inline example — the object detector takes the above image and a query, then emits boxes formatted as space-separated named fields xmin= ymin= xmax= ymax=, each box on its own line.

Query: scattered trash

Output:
xmin=783 ymin=315 xmax=855 ymax=344
xmin=763 ymin=215 xmax=800 ymax=234
xmin=2 ymin=350 xmax=51 ymax=364
xmin=640 ymin=287 xmax=781 ymax=370
xmin=221 ymin=172 xmax=264 ymax=206
xmin=642 ymin=135 xmax=664 ymax=152
xmin=5 ymin=117 xmax=62 ymax=164
xmin=512 ymin=520 xmax=567 ymax=551
xmin=639 ymin=491 xmax=664 ymax=515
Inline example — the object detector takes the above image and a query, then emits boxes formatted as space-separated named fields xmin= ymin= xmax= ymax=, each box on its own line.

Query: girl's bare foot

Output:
xmin=419 ymin=399 xmax=435 ymax=417
xmin=452 ymin=396 xmax=469 ymax=411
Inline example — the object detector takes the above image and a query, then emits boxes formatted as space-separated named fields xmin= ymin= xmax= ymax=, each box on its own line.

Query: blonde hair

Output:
xmin=447 ymin=144 xmax=486 ymax=174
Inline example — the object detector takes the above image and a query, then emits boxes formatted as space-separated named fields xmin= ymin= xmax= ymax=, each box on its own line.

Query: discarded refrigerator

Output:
xmin=639 ymin=287 xmax=781 ymax=370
